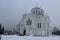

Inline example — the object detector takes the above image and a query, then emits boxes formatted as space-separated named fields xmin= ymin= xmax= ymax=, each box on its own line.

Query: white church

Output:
xmin=17 ymin=6 xmax=51 ymax=36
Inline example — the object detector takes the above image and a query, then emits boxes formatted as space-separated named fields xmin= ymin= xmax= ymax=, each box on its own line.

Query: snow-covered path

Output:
xmin=1 ymin=35 xmax=60 ymax=40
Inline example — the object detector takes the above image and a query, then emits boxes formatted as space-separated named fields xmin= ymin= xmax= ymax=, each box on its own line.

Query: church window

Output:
xmin=39 ymin=11 xmax=40 ymax=15
xmin=36 ymin=10 xmax=37 ymax=14
xmin=26 ymin=18 xmax=32 ymax=25
xmin=40 ymin=23 xmax=41 ymax=28
xmin=33 ymin=11 xmax=35 ymax=14
xmin=38 ymin=23 xmax=41 ymax=28
xmin=21 ymin=24 xmax=23 ymax=26
xmin=47 ymin=32 xmax=49 ymax=35
xmin=39 ymin=11 xmax=41 ymax=15
xmin=38 ymin=23 xmax=39 ymax=28
xmin=39 ymin=17 xmax=40 ymax=19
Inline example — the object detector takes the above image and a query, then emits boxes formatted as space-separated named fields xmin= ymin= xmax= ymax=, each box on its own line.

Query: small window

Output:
xmin=47 ymin=32 xmax=49 ymax=34
xmin=40 ymin=23 xmax=41 ymax=28
xmin=21 ymin=24 xmax=23 ymax=26
xmin=36 ymin=10 xmax=37 ymax=14
xmin=37 ymin=23 xmax=41 ymax=28
xmin=33 ymin=11 xmax=35 ymax=14
xmin=39 ymin=11 xmax=40 ymax=15
xmin=39 ymin=17 xmax=40 ymax=19
xmin=38 ymin=23 xmax=39 ymax=28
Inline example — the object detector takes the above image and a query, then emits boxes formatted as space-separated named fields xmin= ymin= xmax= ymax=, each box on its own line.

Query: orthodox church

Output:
xmin=17 ymin=6 xmax=51 ymax=36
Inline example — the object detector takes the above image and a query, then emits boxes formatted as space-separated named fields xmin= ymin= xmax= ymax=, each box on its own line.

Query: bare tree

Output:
xmin=53 ymin=27 xmax=58 ymax=32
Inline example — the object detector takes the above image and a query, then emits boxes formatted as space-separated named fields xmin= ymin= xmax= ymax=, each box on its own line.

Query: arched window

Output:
xmin=39 ymin=11 xmax=40 ymax=15
xmin=36 ymin=10 xmax=37 ymax=14
xmin=40 ymin=23 xmax=41 ymax=28
xmin=37 ymin=23 xmax=41 ymax=28
xmin=33 ymin=11 xmax=35 ymax=14
xmin=38 ymin=23 xmax=39 ymax=28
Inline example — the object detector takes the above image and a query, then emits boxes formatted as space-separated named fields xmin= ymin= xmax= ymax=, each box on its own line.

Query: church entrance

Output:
xmin=23 ymin=30 xmax=26 ymax=35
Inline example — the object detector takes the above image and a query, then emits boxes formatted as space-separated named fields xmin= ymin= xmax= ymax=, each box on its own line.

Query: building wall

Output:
xmin=19 ymin=13 xmax=51 ymax=36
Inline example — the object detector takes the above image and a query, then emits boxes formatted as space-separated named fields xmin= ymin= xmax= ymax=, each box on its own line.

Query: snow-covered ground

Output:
xmin=1 ymin=35 xmax=60 ymax=40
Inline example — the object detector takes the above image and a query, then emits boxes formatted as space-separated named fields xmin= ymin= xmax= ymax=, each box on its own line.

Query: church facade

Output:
xmin=17 ymin=6 xmax=51 ymax=36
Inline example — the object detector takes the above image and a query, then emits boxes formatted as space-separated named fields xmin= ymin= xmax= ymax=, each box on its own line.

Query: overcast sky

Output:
xmin=0 ymin=0 xmax=60 ymax=30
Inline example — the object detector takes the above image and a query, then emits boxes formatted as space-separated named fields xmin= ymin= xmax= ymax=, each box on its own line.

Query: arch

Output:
xmin=23 ymin=27 xmax=26 ymax=35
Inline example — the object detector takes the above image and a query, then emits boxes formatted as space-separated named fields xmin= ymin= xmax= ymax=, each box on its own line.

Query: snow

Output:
xmin=1 ymin=35 xmax=60 ymax=40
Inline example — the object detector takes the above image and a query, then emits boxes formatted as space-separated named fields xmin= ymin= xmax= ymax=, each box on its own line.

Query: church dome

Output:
xmin=31 ymin=7 xmax=44 ymax=15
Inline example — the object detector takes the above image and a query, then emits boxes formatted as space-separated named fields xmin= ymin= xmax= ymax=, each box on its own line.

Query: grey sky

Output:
xmin=0 ymin=0 xmax=60 ymax=30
